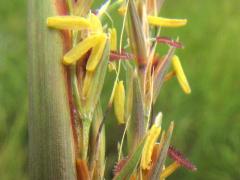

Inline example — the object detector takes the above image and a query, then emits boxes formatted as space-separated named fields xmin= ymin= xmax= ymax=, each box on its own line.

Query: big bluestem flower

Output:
xmin=45 ymin=0 xmax=196 ymax=179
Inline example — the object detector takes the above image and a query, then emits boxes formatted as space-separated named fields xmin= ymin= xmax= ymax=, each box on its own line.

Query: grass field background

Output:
xmin=0 ymin=0 xmax=239 ymax=179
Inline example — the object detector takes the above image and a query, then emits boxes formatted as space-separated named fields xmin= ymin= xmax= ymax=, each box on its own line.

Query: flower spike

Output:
xmin=148 ymin=16 xmax=187 ymax=28
xmin=42 ymin=0 xmax=196 ymax=178
xmin=47 ymin=16 xmax=91 ymax=30
xmin=172 ymin=55 xmax=191 ymax=94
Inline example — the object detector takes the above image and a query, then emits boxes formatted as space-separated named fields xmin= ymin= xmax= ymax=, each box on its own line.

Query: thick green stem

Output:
xmin=28 ymin=0 xmax=76 ymax=179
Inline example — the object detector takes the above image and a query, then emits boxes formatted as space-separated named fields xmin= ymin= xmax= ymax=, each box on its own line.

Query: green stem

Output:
xmin=28 ymin=0 xmax=76 ymax=179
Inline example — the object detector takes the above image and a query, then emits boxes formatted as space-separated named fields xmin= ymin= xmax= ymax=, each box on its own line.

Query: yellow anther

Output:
xmin=63 ymin=33 xmax=105 ymax=65
xmin=172 ymin=55 xmax=191 ymax=94
xmin=113 ymin=81 xmax=125 ymax=124
xmin=109 ymin=28 xmax=117 ymax=51
xmin=148 ymin=16 xmax=187 ymax=28
xmin=89 ymin=13 xmax=103 ymax=33
xmin=86 ymin=34 xmax=107 ymax=71
xmin=47 ymin=16 xmax=91 ymax=30
xmin=82 ymin=71 xmax=93 ymax=97
xmin=160 ymin=161 xmax=181 ymax=180
xmin=141 ymin=124 xmax=161 ymax=170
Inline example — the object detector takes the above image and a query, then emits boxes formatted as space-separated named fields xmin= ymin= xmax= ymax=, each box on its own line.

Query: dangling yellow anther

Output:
xmin=172 ymin=55 xmax=191 ymax=94
xmin=82 ymin=72 xmax=93 ymax=97
xmin=63 ymin=33 xmax=105 ymax=65
xmin=109 ymin=28 xmax=117 ymax=51
xmin=47 ymin=16 xmax=91 ymax=30
xmin=148 ymin=16 xmax=187 ymax=28
xmin=141 ymin=113 xmax=162 ymax=170
xmin=113 ymin=81 xmax=125 ymax=124
xmin=89 ymin=13 xmax=103 ymax=33
xmin=160 ymin=161 xmax=181 ymax=180
xmin=86 ymin=34 xmax=107 ymax=71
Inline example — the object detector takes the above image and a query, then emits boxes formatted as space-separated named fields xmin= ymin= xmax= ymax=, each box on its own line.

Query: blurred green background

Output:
xmin=0 ymin=0 xmax=239 ymax=179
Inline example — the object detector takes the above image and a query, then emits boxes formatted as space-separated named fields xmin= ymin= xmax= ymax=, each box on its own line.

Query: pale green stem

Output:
xmin=70 ymin=65 xmax=92 ymax=160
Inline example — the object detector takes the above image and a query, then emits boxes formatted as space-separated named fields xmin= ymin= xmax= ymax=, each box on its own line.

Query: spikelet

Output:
xmin=172 ymin=55 xmax=191 ymax=94
xmin=141 ymin=113 xmax=162 ymax=170
xmin=148 ymin=16 xmax=187 ymax=28
xmin=113 ymin=81 xmax=125 ymax=124
xmin=47 ymin=16 xmax=91 ymax=30
xmin=86 ymin=34 xmax=107 ymax=71
xmin=63 ymin=33 xmax=105 ymax=65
